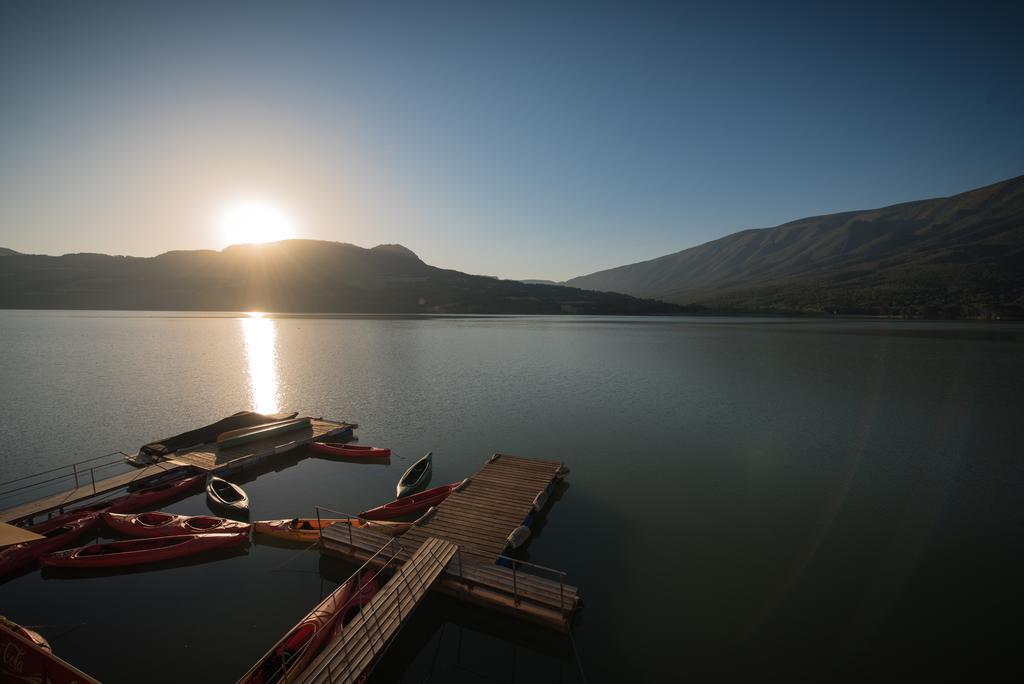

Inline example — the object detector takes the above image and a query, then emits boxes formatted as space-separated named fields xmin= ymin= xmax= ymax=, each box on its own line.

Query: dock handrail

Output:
xmin=491 ymin=551 xmax=570 ymax=614
xmin=314 ymin=504 xmax=572 ymax=617
xmin=252 ymin=535 xmax=408 ymax=684
xmin=0 ymin=451 xmax=134 ymax=504
xmin=313 ymin=505 xmax=377 ymax=550
xmin=0 ymin=450 xmax=131 ymax=487
xmin=413 ymin=530 xmax=571 ymax=614
xmin=303 ymin=536 xmax=459 ymax=684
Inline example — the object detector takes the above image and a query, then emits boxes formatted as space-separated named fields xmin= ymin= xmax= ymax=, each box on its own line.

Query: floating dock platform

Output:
xmin=0 ymin=461 xmax=185 ymax=524
xmin=401 ymin=453 xmax=567 ymax=561
xmin=3 ymin=426 xmax=580 ymax=683
xmin=0 ymin=417 xmax=353 ymax=525
xmin=169 ymin=417 xmax=353 ymax=472
xmin=319 ymin=454 xmax=580 ymax=634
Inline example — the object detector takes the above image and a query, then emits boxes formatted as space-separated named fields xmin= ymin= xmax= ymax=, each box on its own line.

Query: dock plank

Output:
xmin=317 ymin=453 xmax=579 ymax=633
xmin=298 ymin=537 xmax=457 ymax=684
xmin=0 ymin=461 xmax=188 ymax=524
xmin=443 ymin=489 xmax=543 ymax=511
xmin=320 ymin=531 xmax=579 ymax=632
xmin=2 ymin=417 xmax=354 ymax=524
xmin=407 ymin=454 xmax=562 ymax=560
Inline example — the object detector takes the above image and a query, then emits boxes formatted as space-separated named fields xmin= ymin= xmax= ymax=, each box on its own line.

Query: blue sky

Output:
xmin=1 ymin=1 xmax=1021 ymax=280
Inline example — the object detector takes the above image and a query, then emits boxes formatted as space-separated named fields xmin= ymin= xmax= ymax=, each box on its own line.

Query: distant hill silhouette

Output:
xmin=0 ymin=247 xmax=21 ymax=256
xmin=566 ymin=175 xmax=1024 ymax=318
xmin=0 ymin=239 xmax=681 ymax=315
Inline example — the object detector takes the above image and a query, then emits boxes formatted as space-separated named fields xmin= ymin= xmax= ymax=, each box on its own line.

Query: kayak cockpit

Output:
xmin=137 ymin=512 xmax=174 ymax=526
xmin=185 ymin=516 xmax=222 ymax=530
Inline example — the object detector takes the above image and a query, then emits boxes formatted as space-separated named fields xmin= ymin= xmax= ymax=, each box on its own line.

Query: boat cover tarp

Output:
xmin=139 ymin=411 xmax=298 ymax=459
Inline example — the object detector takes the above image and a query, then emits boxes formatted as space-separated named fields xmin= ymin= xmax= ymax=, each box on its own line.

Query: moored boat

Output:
xmin=129 ymin=410 xmax=299 ymax=466
xmin=254 ymin=517 xmax=412 ymax=542
xmin=126 ymin=466 xmax=197 ymax=491
xmin=327 ymin=575 xmax=381 ymax=640
xmin=0 ymin=616 xmax=101 ymax=683
xmin=39 ymin=532 xmax=247 ymax=569
xmin=310 ymin=441 xmax=391 ymax=458
xmin=360 ymin=479 xmax=468 ymax=521
xmin=106 ymin=473 xmax=206 ymax=513
xmin=21 ymin=473 xmax=205 ymax=529
xmin=103 ymin=511 xmax=251 ymax=537
xmin=0 ymin=514 xmax=100 ymax=578
xmin=0 ymin=615 xmax=51 ymax=652
xmin=217 ymin=417 xmax=311 ymax=450
xmin=207 ymin=475 xmax=250 ymax=515
xmin=20 ymin=502 xmax=113 ymax=530
xmin=237 ymin=571 xmax=380 ymax=684
xmin=396 ymin=451 xmax=432 ymax=497
xmin=25 ymin=509 xmax=99 ymax=533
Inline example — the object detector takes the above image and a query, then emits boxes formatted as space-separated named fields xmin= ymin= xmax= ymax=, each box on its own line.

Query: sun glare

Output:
xmin=240 ymin=314 xmax=280 ymax=414
xmin=219 ymin=200 xmax=295 ymax=246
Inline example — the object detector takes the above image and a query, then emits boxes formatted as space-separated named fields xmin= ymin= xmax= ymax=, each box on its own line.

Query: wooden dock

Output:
xmin=319 ymin=453 xmax=579 ymax=632
xmin=170 ymin=417 xmax=354 ymax=472
xmin=297 ymin=537 xmax=458 ymax=684
xmin=0 ymin=461 xmax=187 ymax=524
xmin=401 ymin=454 xmax=566 ymax=561
xmin=0 ymin=416 xmax=353 ymax=525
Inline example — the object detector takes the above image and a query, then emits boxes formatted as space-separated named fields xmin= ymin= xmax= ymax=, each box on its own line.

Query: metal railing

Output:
xmin=314 ymin=505 xmax=574 ymax=618
xmin=499 ymin=554 xmax=569 ymax=614
xmin=253 ymin=536 xmax=407 ymax=684
xmin=313 ymin=505 xmax=367 ymax=550
xmin=0 ymin=451 xmax=135 ymax=512
xmin=301 ymin=535 xmax=427 ymax=683
xmin=330 ymin=538 xmax=435 ymax=681
xmin=256 ymin=525 xmax=576 ymax=684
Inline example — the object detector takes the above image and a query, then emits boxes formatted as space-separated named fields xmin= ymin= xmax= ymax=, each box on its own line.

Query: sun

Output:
xmin=219 ymin=200 xmax=295 ymax=246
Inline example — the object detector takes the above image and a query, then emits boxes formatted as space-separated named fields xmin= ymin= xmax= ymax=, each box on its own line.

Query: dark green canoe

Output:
xmin=396 ymin=451 xmax=433 ymax=498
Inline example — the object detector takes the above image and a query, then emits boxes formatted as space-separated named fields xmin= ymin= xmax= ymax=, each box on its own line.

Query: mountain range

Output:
xmin=3 ymin=175 xmax=1022 ymax=317
xmin=0 ymin=240 xmax=680 ymax=315
xmin=566 ymin=175 xmax=1024 ymax=318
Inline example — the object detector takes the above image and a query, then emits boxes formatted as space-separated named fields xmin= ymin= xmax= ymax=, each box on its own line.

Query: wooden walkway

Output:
xmin=171 ymin=418 xmax=354 ymax=471
xmin=0 ymin=461 xmax=187 ymax=524
xmin=319 ymin=453 xmax=579 ymax=631
xmin=401 ymin=453 xmax=566 ymax=561
xmin=321 ymin=525 xmax=579 ymax=631
xmin=1 ymin=417 xmax=353 ymax=525
xmin=298 ymin=537 xmax=458 ymax=684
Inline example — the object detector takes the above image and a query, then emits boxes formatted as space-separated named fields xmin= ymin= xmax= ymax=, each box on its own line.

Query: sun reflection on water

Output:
xmin=240 ymin=313 xmax=280 ymax=413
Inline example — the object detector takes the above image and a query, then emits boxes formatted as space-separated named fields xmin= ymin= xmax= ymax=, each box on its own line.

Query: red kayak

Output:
xmin=27 ymin=473 xmax=206 ymax=529
xmin=329 ymin=575 xmax=380 ymax=640
xmin=106 ymin=473 xmax=206 ymax=513
xmin=1 ymin=618 xmax=101 ymax=684
xmin=0 ymin=514 xmax=100 ymax=577
xmin=103 ymin=511 xmax=252 ymax=537
xmin=27 ymin=502 xmax=119 ymax=529
xmin=26 ymin=510 xmax=98 ymax=534
xmin=359 ymin=479 xmax=467 ymax=521
xmin=311 ymin=442 xmax=391 ymax=458
xmin=239 ymin=571 xmax=380 ymax=684
xmin=126 ymin=466 xmax=196 ymax=491
xmin=40 ymin=532 xmax=247 ymax=569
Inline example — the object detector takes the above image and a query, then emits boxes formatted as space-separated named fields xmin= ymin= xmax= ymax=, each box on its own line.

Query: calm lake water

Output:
xmin=1 ymin=311 xmax=1022 ymax=682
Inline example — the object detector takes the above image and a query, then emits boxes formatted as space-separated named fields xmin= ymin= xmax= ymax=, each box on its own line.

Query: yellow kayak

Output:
xmin=253 ymin=517 xmax=412 ymax=542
